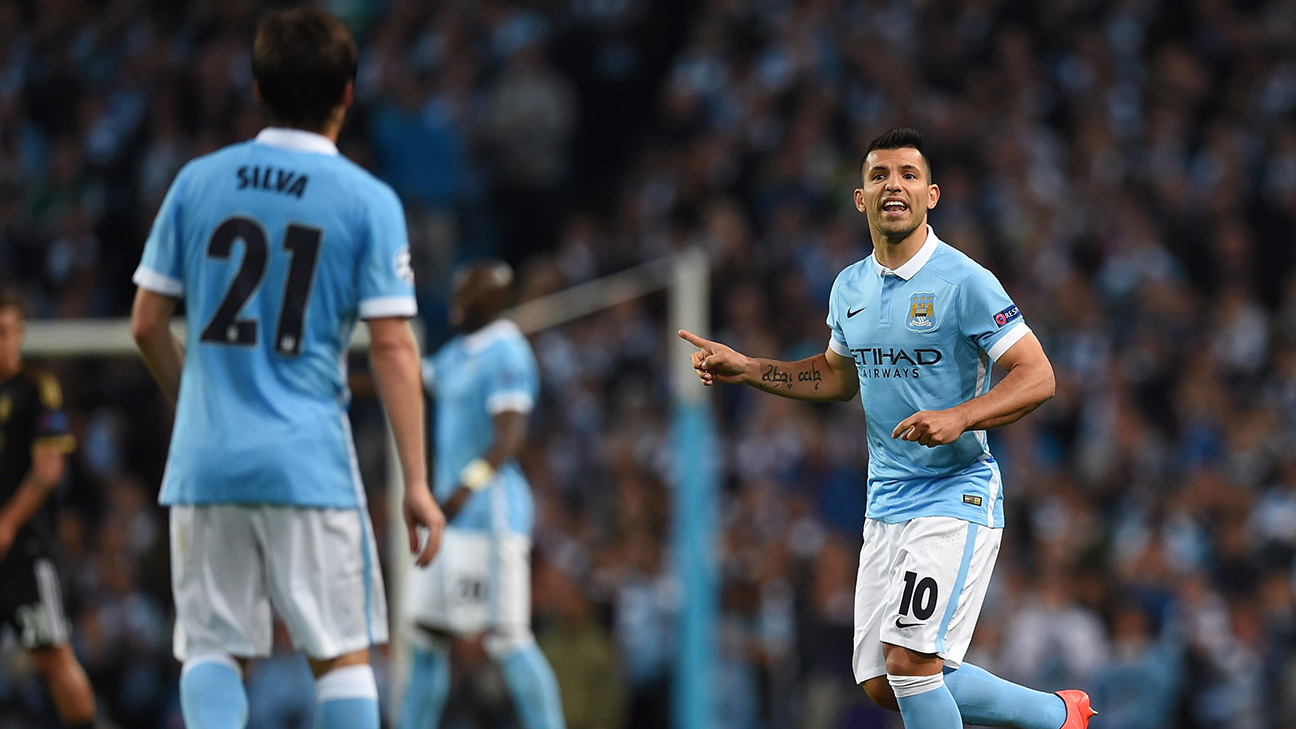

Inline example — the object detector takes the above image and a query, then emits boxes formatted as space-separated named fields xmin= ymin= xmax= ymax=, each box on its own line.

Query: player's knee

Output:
xmin=483 ymin=625 xmax=535 ymax=660
xmin=26 ymin=644 xmax=66 ymax=677
xmin=860 ymin=676 xmax=899 ymax=712
xmin=882 ymin=645 xmax=942 ymax=677
xmin=308 ymin=648 xmax=370 ymax=679
xmin=411 ymin=623 xmax=454 ymax=653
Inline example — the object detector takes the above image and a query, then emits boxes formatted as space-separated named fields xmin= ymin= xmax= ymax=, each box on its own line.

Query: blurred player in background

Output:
xmin=0 ymin=292 xmax=96 ymax=728
xmin=398 ymin=261 xmax=565 ymax=729
xmin=680 ymin=129 xmax=1094 ymax=729
xmin=129 ymin=7 xmax=445 ymax=729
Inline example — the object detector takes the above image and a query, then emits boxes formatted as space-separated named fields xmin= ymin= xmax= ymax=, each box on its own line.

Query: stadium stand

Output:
xmin=4 ymin=0 xmax=1296 ymax=727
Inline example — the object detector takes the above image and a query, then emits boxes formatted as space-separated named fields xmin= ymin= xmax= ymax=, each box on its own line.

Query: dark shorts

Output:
xmin=0 ymin=548 xmax=70 ymax=649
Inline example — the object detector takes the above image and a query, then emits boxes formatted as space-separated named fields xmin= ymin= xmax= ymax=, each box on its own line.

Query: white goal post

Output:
xmin=21 ymin=250 xmax=719 ymax=728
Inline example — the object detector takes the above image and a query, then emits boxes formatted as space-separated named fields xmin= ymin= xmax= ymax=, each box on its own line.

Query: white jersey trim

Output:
xmin=133 ymin=266 xmax=185 ymax=297
xmin=828 ymin=336 xmax=850 ymax=357
xmin=986 ymin=322 xmax=1030 ymax=362
xmin=985 ymin=458 xmax=1001 ymax=527
xmin=463 ymin=319 xmax=524 ymax=354
xmin=872 ymin=225 xmax=940 ymax=280
xmin=254 ymin=127 xmax=339 ymax=156
xmin=358 ymin=296 xmax=417 ymax=319
xmin=486 ymin=391 xmax=534 ymax=415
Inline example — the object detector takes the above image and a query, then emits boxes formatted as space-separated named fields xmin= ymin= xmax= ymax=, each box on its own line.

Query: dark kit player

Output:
xmin=0 ymin=291 xmax=97 ymax=728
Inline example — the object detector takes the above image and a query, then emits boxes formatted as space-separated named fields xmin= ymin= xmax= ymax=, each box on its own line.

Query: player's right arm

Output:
xmin=367 ymin=317 xmax=445 ymax=566
xmin=131 ymin=289 xmax=185 ymax=404
xmin=678 ymin=330 xmax=859 ymax=402
xmin=132 ymin=163 xmax=189 ymax=404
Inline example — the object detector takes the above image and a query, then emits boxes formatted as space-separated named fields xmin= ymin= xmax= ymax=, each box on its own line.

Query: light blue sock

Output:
xmin=944 ymin=662 xmax=1067 ymax=729
xmin=180 ymin=655 xmax=248 ymax=729
xmin=497 ymin=643 xmax=566 ymax=729
xmin=315 ymin=664 xmax=379 ymax=729
xmin=889 ymin=673 xmax=963 ymax=729
xmin=398 ymin=645 xmax=451 ymax=729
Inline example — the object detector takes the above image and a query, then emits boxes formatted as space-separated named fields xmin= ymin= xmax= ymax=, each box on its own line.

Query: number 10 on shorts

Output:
xmin=898 ymin=570 xmax=938 ymax=622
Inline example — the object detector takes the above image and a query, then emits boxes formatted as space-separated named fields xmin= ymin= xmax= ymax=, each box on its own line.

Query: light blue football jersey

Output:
xmin=133 ymin=128 xmax=417 ymax=508
xmin=424 ymin=319 xmax=539 ymax=536
xmin=826 ymin=226 xmax=1031 ymax=528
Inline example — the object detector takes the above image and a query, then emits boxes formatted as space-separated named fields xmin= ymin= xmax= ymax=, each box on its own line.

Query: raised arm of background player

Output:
xmin=130 ymin=289 xmax=447 ymax=566
xmin=0 ymin=433 xmax=68 ymax=561
xmin=678 ymin=328 xmax=1054 ymax=447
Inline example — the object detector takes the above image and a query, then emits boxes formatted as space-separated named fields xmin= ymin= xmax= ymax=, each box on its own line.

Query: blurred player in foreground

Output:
xmin=680 ymin=128 xmax=1095 ymax=729
xmin=0 ymin=292 xmax=96 ymax=728
xmin=130 ymin=7 xmax=445 ymax=729
xmin=398 ymin=261 xmax=565 ymax=729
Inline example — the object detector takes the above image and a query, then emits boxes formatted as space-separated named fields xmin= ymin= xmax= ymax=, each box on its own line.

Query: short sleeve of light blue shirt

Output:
xmin=956 ymin=265 xmax=1030 ymax=362
xmin=483 ymin=340 xmax=538 ymax=415
xmin=356 ymin=184 xmax=416 ymax=319
xmin=133 ymin=164 xmax=190 ymax=297
xmin=826 ymin=268 xmax=851 ymax=356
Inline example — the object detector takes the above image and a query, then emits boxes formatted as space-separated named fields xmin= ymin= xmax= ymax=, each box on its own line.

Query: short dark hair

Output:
xmin=0 ymin=289 xmax=25 ymax=319
xmin=252 ymin=6 xmax=358 ymax=132
xmin=861 ymin=127 xmax=932 ymax=183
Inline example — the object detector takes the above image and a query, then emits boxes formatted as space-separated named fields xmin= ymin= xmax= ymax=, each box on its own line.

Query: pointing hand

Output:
xmin=678 ymin=330 xmax=751 ymax=386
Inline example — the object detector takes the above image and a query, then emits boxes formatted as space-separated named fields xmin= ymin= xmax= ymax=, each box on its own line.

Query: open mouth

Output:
xmin=880 ymin=199 xmax=908 ymax=217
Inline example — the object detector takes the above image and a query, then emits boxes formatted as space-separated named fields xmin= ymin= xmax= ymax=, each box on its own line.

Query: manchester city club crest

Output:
xmin=907 ymin=292 xmax=936 ymax=331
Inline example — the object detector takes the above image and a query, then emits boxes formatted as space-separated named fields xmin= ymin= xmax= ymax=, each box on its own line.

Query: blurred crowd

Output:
xmin=5 ymin=0 xmax=1296 ymax=728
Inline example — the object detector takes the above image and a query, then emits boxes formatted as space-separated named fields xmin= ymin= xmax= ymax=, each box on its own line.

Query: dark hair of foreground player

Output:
xmin=862 ymin=127 xmax=933 ymax=183
xmin=251 ymin=6 xmax=358 ymax=132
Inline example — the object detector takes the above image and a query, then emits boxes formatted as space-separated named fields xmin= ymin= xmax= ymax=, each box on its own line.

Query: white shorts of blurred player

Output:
xmin=402 ymin=526 xmax=533 ymax=656
xmin=169 ymin=504 xmax=388 ymax=662
xmin=853 ymin=516 xmax=1002 ymax=683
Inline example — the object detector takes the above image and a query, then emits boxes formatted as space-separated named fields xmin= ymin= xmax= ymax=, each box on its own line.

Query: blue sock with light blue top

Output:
xmin=398 ymin=644 xmax=451 ymax=729
xmin=315 ymin=664 xmax=379 ymax=729
xmin=888 ymin=673 xmax=963 ymax=729
xmin=498 ymin=642 xmax=566 ymax=729
xmin=944 ymin=662 xmax=1068 ymax=729
xmin=180 ymin=654 xmax=248 ymax=729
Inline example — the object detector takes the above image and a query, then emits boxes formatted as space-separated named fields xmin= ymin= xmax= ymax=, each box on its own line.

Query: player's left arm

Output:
xmin=0 ymin=443 xmax=67 ymax=560
xmin=131 ymin=288 xmax=185 ymax=404
xmin=893 ymin=333 xmax=1054 ymax=447
xmin=0 ymin=376 xmax=74 ymax=560
xmin=440 ymin=410 xmax=529 ymax=519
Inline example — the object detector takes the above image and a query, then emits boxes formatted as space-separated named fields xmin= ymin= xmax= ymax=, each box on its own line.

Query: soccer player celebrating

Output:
xmin=0 ymin=292 xmax=97 ymax=729
xmin=130 ymin=8 xmax=445 ymax=729
xmin=680 ymin=128 xmax=1095 ymax=729
xmin=398 ymin=261 xmax=565 ymax=729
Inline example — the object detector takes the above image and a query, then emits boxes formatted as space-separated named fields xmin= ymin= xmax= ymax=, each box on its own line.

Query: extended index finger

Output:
xmin=678 ymin=329 xmax=715 ymax=351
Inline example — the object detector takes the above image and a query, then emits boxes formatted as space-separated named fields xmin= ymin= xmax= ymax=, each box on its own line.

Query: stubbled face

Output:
xmin=0 ymin=307 xmax=22 ymax=375
xmin=855 ymin=147 xmax=939 ymax=241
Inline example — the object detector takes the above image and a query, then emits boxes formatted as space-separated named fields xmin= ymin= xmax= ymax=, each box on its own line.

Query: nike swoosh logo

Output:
xmin=847 ymin=305 xmax=866 ymax=318
xmin=895 ymin=618 xmax=922 ymax=629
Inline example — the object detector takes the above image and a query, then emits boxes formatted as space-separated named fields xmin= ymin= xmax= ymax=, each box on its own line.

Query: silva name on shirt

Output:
xmin=236 ymin=165 xmax=308 ymax=198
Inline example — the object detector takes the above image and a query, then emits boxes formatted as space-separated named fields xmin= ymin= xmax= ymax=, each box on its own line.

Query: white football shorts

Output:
xmin=853 ymin=515 xmax=1002 ymax=683
xmin=402 ymin=526 xmax=531 ymax=647
xmin=169 ymin=504 xmax=388 ymax=661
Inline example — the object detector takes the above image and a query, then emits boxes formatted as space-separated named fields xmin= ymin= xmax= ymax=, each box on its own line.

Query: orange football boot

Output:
xmin=1055 ymin=690 xmax=1097 ymax=729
